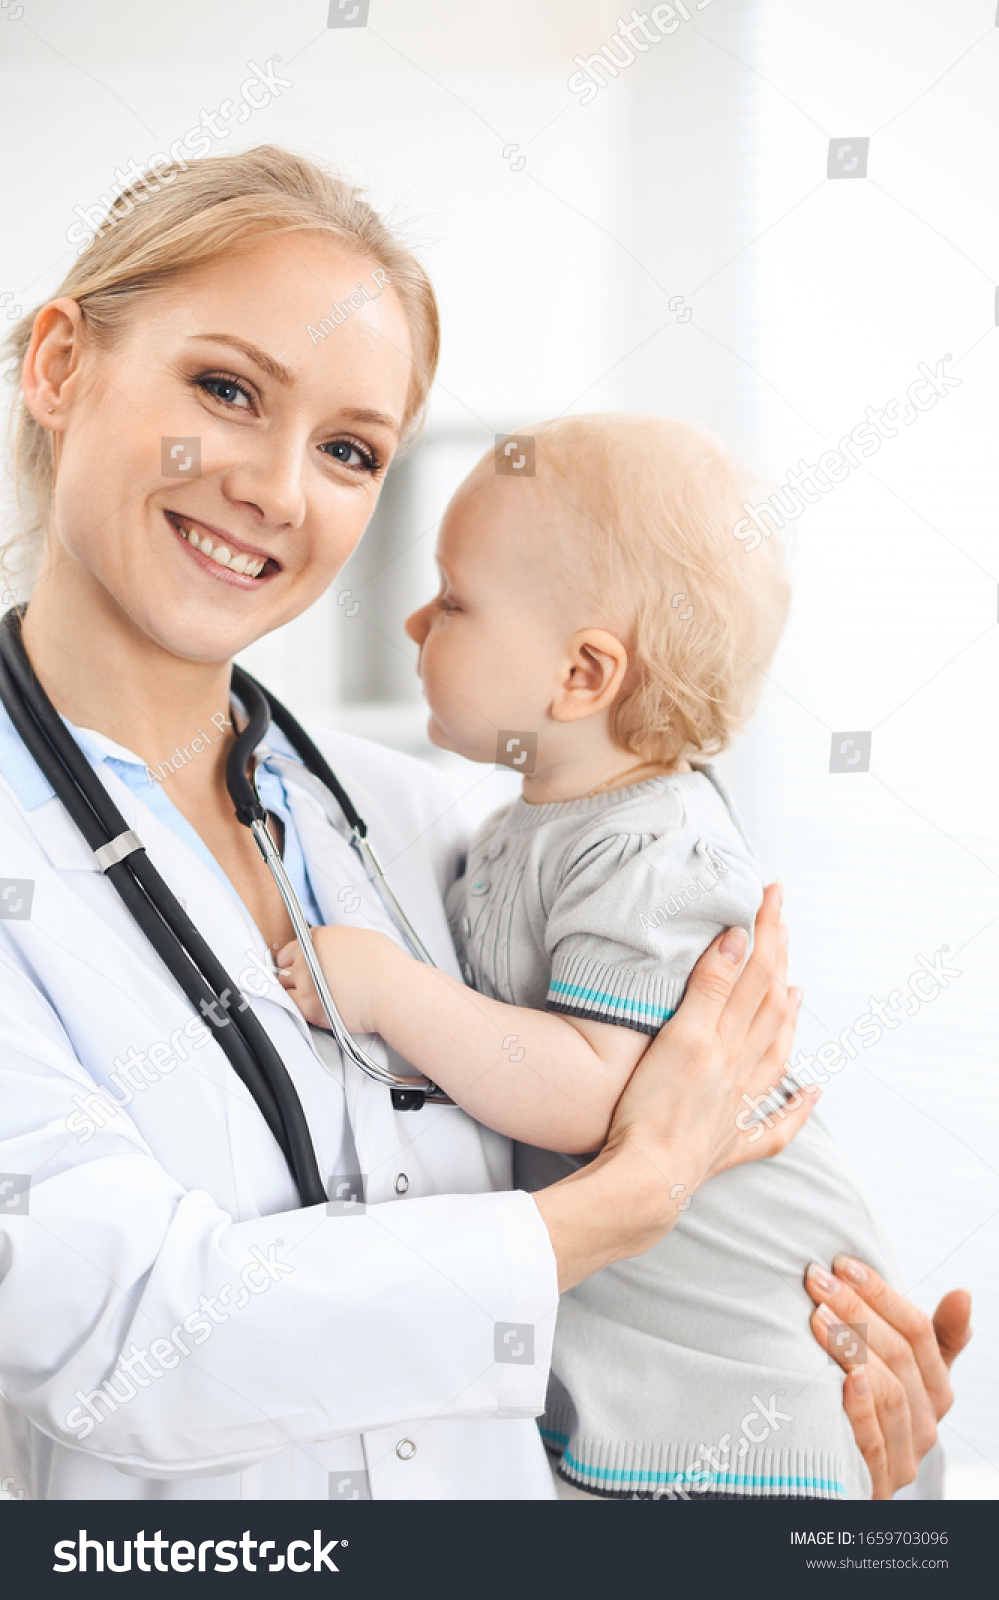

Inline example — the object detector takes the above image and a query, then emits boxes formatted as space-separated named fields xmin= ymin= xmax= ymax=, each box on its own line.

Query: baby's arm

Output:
xmin=276 ymin=927 xmax=648 ymax=1152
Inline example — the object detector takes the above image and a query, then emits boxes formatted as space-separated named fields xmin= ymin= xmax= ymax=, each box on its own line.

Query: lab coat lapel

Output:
xmin=10 ymin=763 xmax=311 ymax=1040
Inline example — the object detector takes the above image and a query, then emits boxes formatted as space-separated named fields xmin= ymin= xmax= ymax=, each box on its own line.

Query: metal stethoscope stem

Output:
xmin=249 ymin=818 xmax=452 ymax=1103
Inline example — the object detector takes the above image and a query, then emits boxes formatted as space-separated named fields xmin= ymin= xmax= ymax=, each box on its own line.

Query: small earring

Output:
xmin=46 ymin=406 xmax=55 ymax=414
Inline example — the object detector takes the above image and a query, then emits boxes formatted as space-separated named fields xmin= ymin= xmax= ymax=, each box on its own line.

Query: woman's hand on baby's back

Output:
xmin=604 ymin=883 xmax=814 ymax=1217
xmin=805 ymin=1257 xmax=971 ymax=1498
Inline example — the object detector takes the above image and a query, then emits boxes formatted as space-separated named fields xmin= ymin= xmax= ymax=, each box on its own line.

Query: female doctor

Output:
xmin=0 ymin=146 xmax=969 ymax=1501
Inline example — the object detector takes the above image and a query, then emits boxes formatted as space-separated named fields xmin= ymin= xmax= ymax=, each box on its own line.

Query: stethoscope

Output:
xmin=0 ymin=607 xmax=452 ymax=1211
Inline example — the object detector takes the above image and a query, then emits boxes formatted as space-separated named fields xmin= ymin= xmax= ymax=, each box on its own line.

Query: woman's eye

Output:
xmin=321 ymin=439 xmax=379 ymax=474
xmin=198 ymin=376 xmax=253 ymax=409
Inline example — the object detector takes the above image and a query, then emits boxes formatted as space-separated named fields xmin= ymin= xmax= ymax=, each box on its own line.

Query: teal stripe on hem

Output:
xmin=560 ymin=1448 xmax=845 ymax=1496
xmin=549 ymin=979 xmax=675 ymax=1022
xmin=539 ymin=1425 xmax=569 ymax=1447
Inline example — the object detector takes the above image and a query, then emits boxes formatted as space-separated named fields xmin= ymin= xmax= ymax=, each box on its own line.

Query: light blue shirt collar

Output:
xmin=0 ymin=693 xmax=323 ymax=926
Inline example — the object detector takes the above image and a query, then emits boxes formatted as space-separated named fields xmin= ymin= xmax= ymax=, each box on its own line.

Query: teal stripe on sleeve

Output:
xmin=549 ymin=979 xmax=675 ymax=1022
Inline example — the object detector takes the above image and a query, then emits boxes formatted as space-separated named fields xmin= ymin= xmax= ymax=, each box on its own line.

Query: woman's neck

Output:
xmin=21 ymin=560 xmax=235 ymax=789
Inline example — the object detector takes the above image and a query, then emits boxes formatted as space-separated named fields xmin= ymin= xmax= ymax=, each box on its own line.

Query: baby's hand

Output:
xmin=276 ymin=926 xmax=400 ymax=1034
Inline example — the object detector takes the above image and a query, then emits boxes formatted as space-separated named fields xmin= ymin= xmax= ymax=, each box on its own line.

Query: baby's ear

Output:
xmin=551 ymin=629 xmax=629 ymax=722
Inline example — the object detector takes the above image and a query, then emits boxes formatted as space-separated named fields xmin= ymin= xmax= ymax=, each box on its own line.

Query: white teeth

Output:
xmin=175 ymin=518 xmax=266 ymax=577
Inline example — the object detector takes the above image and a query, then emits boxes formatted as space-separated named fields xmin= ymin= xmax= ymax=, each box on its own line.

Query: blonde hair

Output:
xmin=528 ymin=414 xmax=791 ymax=768
xmin=1 ymin=144 xmax=439 ymax=589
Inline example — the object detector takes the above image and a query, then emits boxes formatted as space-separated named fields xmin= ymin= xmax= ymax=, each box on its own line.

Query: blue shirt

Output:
xmin=0 ymin=696 xmax=324 ymax=928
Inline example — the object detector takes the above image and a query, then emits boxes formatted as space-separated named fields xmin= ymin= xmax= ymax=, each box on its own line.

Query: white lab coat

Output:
xmin=0 ymin=723 xmax=558 ymax=1499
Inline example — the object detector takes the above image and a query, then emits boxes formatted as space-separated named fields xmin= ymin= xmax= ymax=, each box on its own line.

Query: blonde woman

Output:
xmin=0 ymin=146 xmax=967 ymax=1501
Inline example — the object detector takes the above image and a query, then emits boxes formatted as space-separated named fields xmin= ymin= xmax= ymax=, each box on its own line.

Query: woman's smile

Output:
xmin=164 ymin=508 xmax=278 ymax=588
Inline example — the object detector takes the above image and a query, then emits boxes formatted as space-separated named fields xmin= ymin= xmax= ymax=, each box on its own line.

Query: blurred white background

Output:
xmin=1 ymin=0 xmax=996 ymax=1497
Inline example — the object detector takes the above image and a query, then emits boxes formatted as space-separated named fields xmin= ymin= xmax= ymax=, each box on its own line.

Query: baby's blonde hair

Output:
xmin=529 ymin=414 xmax=790 ymax=769
xmin=2 ymin=144 xmax=439 ymax=588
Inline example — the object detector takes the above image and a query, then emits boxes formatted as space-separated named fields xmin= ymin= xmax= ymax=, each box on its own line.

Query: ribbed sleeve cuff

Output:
xmin=546 ymin=952 xmax=679 ymax=1036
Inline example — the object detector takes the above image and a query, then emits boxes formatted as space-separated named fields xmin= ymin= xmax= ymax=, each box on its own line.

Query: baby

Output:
xmin=279 ymin=415 xmax=889 ymax=1499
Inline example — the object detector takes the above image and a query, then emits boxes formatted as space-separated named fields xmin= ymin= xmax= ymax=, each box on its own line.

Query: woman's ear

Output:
xmin=550 ymin=628 xmax=630 ymax=724
xmin=21 ymin=297 xmax=87 ymax=428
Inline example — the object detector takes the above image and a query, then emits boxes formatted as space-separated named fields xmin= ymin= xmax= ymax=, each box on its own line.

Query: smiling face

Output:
xmin=33 ymin=232 xmax=413 ymax=664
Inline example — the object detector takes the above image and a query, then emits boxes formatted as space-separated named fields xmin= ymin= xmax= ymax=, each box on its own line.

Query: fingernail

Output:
xmin=788 ymin=986 xmax=803 ymax=1011
xmin=806 ymin=1261 xmax=835 ymax=1294
xmin=833 ymin=1254 xmax=868 ymax=1284
xmin=852 ymin=1365 xmax=870 ymax=1397
xmin=814 ymin=1301 xmax=836 ymax=1326
xmin=775 ymin=878 xmax=784 ymax=907
xmin=719 ymin=927 xmax=748 ymax=964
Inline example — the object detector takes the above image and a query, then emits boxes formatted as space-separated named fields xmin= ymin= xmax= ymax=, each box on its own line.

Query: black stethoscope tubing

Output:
xmin=0 ymin=607 xmax=337 ymax=1208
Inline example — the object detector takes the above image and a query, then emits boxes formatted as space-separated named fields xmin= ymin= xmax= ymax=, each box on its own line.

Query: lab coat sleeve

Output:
xmin=0 ymin=949 xmax=558 ymax=1480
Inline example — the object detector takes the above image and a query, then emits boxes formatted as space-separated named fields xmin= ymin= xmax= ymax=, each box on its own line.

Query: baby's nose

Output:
xmin=405 ymin=606 xmax=429 ymax=645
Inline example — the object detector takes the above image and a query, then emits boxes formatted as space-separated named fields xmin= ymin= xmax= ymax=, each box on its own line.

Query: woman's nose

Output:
xmin=222 ymin=439 xmax=308 ymax=530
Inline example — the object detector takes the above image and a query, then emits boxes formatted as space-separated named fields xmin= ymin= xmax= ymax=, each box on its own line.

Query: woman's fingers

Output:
xmin=805 ymin=1264 xmax=939 ymax=1458
xmin=809 ymin=1309 xmax=918 ymax=1497
xmin=810 ymin=1301 xmax=919 ymax=1497
xmin=932 ymin=1288 xmax=973 ymax=1371
xmin=740 ymin=982 xmax=801 ymax=1102
xmin=831 ymin=1257 xmax=966 ymax=1423
xmin=719 ymin=1075 xmax=820 ymax=1172
xmin=669 ymin=923 xmax=749 ymax=1033
xmin=716 ymin=884 xmax=788 ymax=1046
xmin=840 ymin=1366 xmax=891 ymax=1499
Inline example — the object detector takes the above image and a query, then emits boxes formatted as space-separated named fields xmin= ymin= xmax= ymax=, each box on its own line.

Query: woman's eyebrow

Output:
xmin=186 ymin=336 xmax=401 ymax=436
xmin=188 ymin=333 xmax=293 ymax=386
xmin=341 ymin=407 xmax=401 ymax=438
